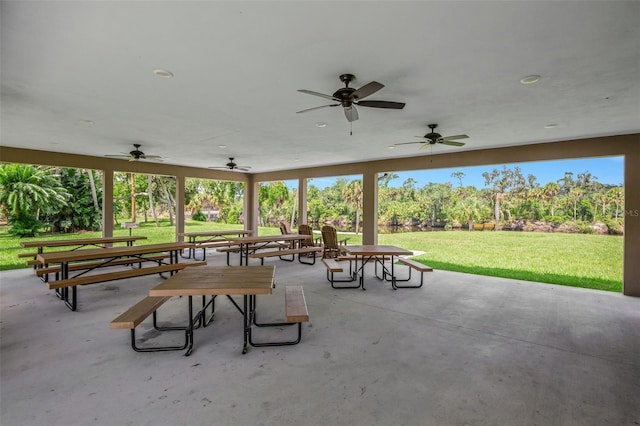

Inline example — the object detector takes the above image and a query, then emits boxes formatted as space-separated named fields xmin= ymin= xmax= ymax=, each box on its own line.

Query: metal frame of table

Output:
xmin=149 ymin=265 xmax=298 ymax=355
xmin=342 ymin=245 xmax=414 ymax=290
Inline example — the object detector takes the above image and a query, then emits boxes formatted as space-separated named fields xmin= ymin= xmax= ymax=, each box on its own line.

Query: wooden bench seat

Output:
xmin=48 ymin=261 xmax=206 ymax=290
xmin=35 ymin=254 xmax=170 ymax=281
xmin=285 ymin=286 xmax=309 ymax=323
xmin=110 ymin=296 xmax=189 ymax=352
xmin=250 ymin=285 xmax=310 ymax=349
xmin=49 ymin=261 xmax=206 ymax=311
xmin=217 ymin=243 xmax=286 ymax=253
xmin=18 ymin=252 xmax=37 ymax=259
xmin=395 ymin=257 xmax=433 ymax=288
xmin=248 ymin=247 xmax=322 ymax=265
xmin=322 ymin=257 xmax=358 ymax=289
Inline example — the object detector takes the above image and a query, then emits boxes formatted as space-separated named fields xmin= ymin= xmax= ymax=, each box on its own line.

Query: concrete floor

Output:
xmin=1 ymin=251 xmax=639 ymax=426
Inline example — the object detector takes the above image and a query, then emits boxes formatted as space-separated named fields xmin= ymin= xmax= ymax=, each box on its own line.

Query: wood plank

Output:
xmin=47 ymin=262 xmax=206 ymax=290
xmin=109 ymin=296 xmax=171 ymax=329
xmin=285 ymin=286 xmax=309 ymax=323
xmin=248 ymin=247 xmax=322 ymax=259
xmin=35 ymin=254 xmax=170 ymax=276
xmin=18 ymin=252 xmax=37 ymax=258
xmin=398 ymin=257 xmax=433 ymax=272
xmin=322 ymin=258 xmax=343 ymax=273
xmin=21 ymin=235 xmax=147 ymax=248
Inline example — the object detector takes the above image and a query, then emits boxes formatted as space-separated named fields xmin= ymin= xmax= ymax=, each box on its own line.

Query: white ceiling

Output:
xmin=2 ymin=1 xmax=639 ymax=173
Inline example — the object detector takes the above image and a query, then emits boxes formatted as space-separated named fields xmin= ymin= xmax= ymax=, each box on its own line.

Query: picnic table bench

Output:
xmin=248 ymin=246 xmax=323 ymax=265
xmin=37 ymin=242 xmax=198 ymax=311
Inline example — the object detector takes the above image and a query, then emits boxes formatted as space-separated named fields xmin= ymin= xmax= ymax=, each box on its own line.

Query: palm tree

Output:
xmin=0 ymin=163 xmax=68 ymax=235
xmin=342 ymin=180 xmax=363 ymax=234
xmin=543 ymin=182 xmax=560 ymax=217
xmin=607 ymin=187 xmax=624 ymax=219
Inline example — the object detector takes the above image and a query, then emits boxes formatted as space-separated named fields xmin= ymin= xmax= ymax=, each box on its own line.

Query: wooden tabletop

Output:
xmin=149 ymin=265 xmax=276 ymax=297
xmin=37 ymin=242 xmax=192 ymax=264
xmin=229 ymin=234 xmax=311 ymax=244
xmin=178 ymin=230 xmax=253 ymax=238
xmin=343 ymin=245 xmax=413 ymax=256
xmin=21 ymin=235 xmax=147 ymax=249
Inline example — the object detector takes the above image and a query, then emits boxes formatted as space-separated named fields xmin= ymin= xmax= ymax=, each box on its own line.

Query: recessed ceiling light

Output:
xmin=387 ymin=146 xmax=395 ymax=150
xmin=520 ymin=75 xmax=540 ymax=85
xmin=544 ymin=123 xmax=558 ymax=129
xmin=153 ymin=69 xmax=174 ymax=78
xmin=218 ymin=145 xmax=227 ymax=149
xmin=79 ymin=119 xmax=94 ymax=125
xmin=315 ymin=122 xmax=327 ymax=128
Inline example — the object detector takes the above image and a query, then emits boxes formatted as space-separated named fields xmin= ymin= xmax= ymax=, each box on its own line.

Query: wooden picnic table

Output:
xmin=178 ymin=229 xmax=254 ymax=260
xmin=342 ymin=245 xmax=413 ymax=290
xmin=21 ymin=235 xmax=147 ymax=254
xmin=37 ymin=242 xmax=196 ymax=311
xmin=225 ymin=234 xmax=312 ymax=266
xmin=149 ymin=265 xmax=277 ymax=355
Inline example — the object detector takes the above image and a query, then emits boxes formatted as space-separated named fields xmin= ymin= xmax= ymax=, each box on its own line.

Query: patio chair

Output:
xmin=298 ymin=224 xmax=318 ymax=248
xmin=321 ymin=225 xmax=347 ymax=259
xmin=279 ymin=221 xmax=292 ymax=235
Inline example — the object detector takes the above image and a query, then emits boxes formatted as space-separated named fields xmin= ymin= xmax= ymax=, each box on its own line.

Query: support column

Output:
xmin=362 ymin=171 xmax=378 ymax=245
xmin=298 ymin=178 xmax=308 ymax=224
xmin=102 ymin=169 xmax=114 ymax=238
xmin=244 ymin=176 xmax=259 ymax=235
xmin=175 ymin=175 xmax=185 ymax=241
xmin=623 ymin=150 xmax=640 ymax=296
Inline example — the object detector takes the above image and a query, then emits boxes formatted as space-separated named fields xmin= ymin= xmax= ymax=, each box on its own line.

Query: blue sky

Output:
xmin=291 ymin=156 xmax=624 ymax=190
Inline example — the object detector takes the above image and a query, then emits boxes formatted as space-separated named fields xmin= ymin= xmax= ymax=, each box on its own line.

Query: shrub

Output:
xmin=7 ymin=216 xmax=41 ymax=237
xmin=192 ymin=210 xmax=207 ymax=222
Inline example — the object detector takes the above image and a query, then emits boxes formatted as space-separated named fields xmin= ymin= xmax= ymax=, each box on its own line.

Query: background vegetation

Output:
xmin=0 ymin=163 xmax=624 ymax=292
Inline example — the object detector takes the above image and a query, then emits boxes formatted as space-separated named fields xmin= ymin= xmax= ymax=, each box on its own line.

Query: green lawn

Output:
xmin=2 ymin=222 xmax=623 ymax=292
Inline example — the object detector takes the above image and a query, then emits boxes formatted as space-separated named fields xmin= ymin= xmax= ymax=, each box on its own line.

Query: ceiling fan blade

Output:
xmin=236 ymin=167 xmax=252 ymax=172
xmin=394 ymin=141 xmax=425 ymax=146
xmin=297 ymin=89 xmax=339 ymax=102
xmin=352 ymin=81 xmax=384 ymax=100
xmin=344 ymin=106 xmax=359 ymax=122
xmin=440 ymin=140 xmax=466 ymax=147
xmin=356 ymin=100 xmax=406 ymax=109
xmin=419 ymin=143 xmax=435 ymax=151
xmin=442 ymin=134 xmax=469 ymax=141
xmin=296 ymin=104 xmax=339 ymax=114
xmin=105 ymin=154 xmax=131 ymax=159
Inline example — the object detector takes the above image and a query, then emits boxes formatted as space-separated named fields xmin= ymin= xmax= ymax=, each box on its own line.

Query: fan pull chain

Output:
xmin=350 ymin=121 xmax=352 ymax=136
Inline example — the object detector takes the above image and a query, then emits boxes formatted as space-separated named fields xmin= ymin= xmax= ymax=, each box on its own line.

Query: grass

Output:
xmin=1 ymin=221 xmax=623 ymax=292
xmin=378 ymin=231 xmax=623 ymax=292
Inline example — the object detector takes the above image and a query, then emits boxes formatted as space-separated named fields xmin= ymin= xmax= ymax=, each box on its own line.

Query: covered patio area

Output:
xmin=2 ymin=251 xmax=639 ymax=425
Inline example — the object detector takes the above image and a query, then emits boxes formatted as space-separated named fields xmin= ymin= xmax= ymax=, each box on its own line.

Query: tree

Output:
xmin=0 ymin=163 xmax=69 ymax=236
xmin=342 ymin=180 xmax=363 ymax=234
xmin=607 ymin=187 xmax=624 ymax=219
xmin=543 ymin=182 xmax=560 ymax=217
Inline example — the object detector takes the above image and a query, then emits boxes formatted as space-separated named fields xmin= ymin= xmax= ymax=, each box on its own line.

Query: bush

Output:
xmin=7 ymin=216 xmax=41 ymax=237
xmin=604 ymin=218 xmax=624 ymax=235
xmin=192 ymin=210 xmax=207 ymax=222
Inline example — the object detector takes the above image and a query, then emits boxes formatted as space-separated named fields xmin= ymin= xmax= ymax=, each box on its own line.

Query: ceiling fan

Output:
xmin=105 ymin=143 xmax=163 ymax=161
xmin=209 ymin=158 xmax=251 ymax=172
xmin=297 ymin=73 xmax=406 ymax=123
xmin=395 ymin=124 xmax=469 ymax=150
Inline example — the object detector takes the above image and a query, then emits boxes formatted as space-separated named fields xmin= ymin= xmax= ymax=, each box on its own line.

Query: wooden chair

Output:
xmin=321 ymin=225 xmax=346 ymax=259
xmin=279 ymin=221 xmax=292 ymax=235
xmin=298 ymin=224 xmax=316 ymax=248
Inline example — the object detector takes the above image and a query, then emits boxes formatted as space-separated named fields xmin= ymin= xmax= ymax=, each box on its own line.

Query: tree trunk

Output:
xmin=129 ymin=173 xmax=136 ymax=222
xmin=86 ymin=169 xmax=99 ymax=210
xmin=148 ymin=174 xmax=159 ymax=227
